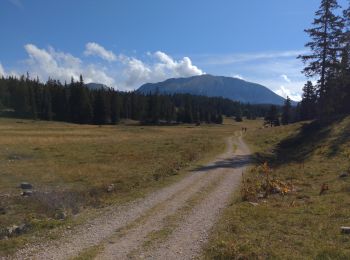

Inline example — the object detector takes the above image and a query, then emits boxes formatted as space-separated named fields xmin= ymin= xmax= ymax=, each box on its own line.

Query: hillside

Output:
xmin=205 ymin=116 xmax=350 ymax=259
xmin=138 ymin=75 xmax=289 ymax=105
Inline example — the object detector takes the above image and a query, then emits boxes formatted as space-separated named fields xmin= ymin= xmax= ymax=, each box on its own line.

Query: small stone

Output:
xmin=339 ymin=172 xmax=349 ymax=178
xmin=20 ymin=182 xmax=33 ymax=190
xmin=257 ymin=193 xmax=265 ymax=199
xmin=107 ymin=184 xmax=115 ymax=193
xmin=21 ymin=190 xmax=33 ymax=197
xmin=6 ymin=225 xmax=27 ymax=236
xmin=341 ymin=227 xmax=350 ymax=234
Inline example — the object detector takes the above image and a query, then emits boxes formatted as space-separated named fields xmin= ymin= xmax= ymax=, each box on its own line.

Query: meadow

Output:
xmin=0 ymin=117 xmax=260 ymax=255
xmin=205 ymin=116 xmax=350 ymax=259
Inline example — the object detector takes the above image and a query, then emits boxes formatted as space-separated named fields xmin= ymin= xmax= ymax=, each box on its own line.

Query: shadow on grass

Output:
xmin=327 ymin=118 xmax=350 ymax=157
xmin=253 ymin=116 xmax=350 ymax=166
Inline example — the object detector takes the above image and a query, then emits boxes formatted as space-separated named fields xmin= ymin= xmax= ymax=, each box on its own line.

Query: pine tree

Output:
xmin=41 ymin=85 xmax=52 ymax=120
xmin=265 ymin=105 xmax=280 ymax=127
xmin=281 ymin=96 xmax=292 ymax=125
xmin=235 ymin=109 xmax=243 ymax=122
xmin=110 ymin=91 xmax=121 ymax=124
xmin=93 ymin=90 xmax=108 ymax=125
xmin=300 ymin=81 xmax=318 ymax=120
xmin=341 ymin=2 xmax=350 ymax=112
xmin=299 ymin=0 xmax=344 ymax=117
xmin=69 ymin=75 xmax=93 ymax=124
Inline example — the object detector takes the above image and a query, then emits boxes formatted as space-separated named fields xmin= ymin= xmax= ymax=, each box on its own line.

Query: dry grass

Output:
xmin=204 ymin=117 xmax=350 ymax=259
xmin=0 ymin=117 xmax=261 ymax=255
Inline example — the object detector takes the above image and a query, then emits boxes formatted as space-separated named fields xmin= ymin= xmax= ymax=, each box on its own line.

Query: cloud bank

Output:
xmin=84 ymin=42 xmax=117 ymax=62
xmin=119 ymin=51 xmax=204 ymax=88
xmin=1 ymin=43 xmax=306 ymax=99
xmin=5 ymin=43 xmax=204 ymax=90
xmin=24 ymin=44 xmax=115 ymax=87
xmin=275 ymin=85 xmax=302 ymax=101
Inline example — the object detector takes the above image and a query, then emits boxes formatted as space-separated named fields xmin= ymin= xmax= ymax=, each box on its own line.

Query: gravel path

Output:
xmin=8 ymin=133 xmax=250 ymax=260
xmin=143 ymin=135 xmax=250 ymax=260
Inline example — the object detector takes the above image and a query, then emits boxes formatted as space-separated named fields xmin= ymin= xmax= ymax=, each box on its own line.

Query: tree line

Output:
xmin=298 ymin=0 xmax=350 ymax=121
xmin=0 ymin=75 xmax=271 ymax=125
xmin=264 ymin=0 xmax=350 ymax=128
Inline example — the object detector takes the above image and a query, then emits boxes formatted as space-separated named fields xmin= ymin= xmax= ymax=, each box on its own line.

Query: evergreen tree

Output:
xmin=341 ymin=2 xmax=350 ymax=112
xmin=235 ymin=109 xmax=243 ymax=122
xmin=110 ymin=91 xmax=121 ymax=124
xmin=300 ymin=81 xmax=318 ymax=120
xmin=281 ymin=96 xmax=292 ymax=125
xmin=265 ymin=105 xmax=280 ymax=127
xmin=41 ymin=86 xmax=52 ymax=120
xmin=299 ymin=0 xmax=344 ymax=117
xmin=69 ymin=75 xmax=93 ymax=124
xmin=93 ymin=90 xmax=109 ymax=125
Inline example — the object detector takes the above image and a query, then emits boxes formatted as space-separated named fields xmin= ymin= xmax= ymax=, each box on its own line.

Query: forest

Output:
xmin=0 ymin=75 xmax=271 ymax=125
xmin=298 ymin=0 xmax=350 ymax=121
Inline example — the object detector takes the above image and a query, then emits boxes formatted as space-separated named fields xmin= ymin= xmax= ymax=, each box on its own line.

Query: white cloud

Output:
xmin=275 ymin=86 xmax=302 ymax=101
xmin=153 ymin=51 xmax=204 ymax=78
xmin=24 ymin=44 xmax=115 ymax=86
xmin=119 ymin=51 xmax=204 ymax=89
xmin=281 ymin=74 xmax=291 ymax=83
xmin=0 ymin=63 xmax=6 ymax=78
xmin=84 ymin=42 xmax=117 ymax=62
xmin=2 ymin=43 xmax=203 ymax=90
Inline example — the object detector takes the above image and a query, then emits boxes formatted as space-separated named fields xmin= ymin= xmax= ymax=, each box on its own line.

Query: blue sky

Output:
xmin=1 ymin=0 xmax=349 ymax=100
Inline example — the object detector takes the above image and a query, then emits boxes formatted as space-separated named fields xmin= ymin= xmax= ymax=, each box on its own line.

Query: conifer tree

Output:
xmin=265 ymin=105 xmax=280 ymax=127
xmin=299 ymin=0 xmax=344 ymax=116
xmin=341 ymin=2 xmax=350 ymax=112
xmin=110 ymin=91 xmax=121 ymax=124
xmin=69 ymin=75 xmax=93 ymax=124
xmin=300 ymin=81 xmax=317 ymax=120
xmin=281 ymin=96 xmax=292 ymax=125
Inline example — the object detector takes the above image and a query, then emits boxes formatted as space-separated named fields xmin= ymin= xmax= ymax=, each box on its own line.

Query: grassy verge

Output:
xmin=0 ymin=117 xmax=261 ymax=256
xmin=204 ymin=117 xmax=350 ymax=259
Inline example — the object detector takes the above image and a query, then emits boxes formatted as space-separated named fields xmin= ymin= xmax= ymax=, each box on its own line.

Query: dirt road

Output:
xmin=11 ymin=132 xmax=250 ymax=260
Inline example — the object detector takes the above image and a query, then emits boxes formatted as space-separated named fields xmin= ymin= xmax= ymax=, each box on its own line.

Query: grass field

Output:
xmin=205 ymin=116 xmax=350 ymax=259
xmin=0 ymin=117 xmax=261 ymax=256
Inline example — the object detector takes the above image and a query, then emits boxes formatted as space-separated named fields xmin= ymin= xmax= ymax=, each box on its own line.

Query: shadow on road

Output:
xmin=192 ymin=154 xmax=251 ymax=172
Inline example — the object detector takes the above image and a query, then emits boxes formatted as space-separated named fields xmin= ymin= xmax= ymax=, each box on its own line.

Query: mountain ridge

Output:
xmin=137 ymin=74 xmax=292 ymax=105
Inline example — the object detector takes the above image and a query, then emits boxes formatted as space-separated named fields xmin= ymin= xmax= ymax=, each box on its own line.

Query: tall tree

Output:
xmin=300 ymin=81 xmax=318 ymax=120
xmin=299 ymin=0 xmax=344 ymax=116
xmin=110 ymin=91 xmax=121 ymax=124
xmin=281 ymin=96 xmax=292 ymax=125
xmin=69 ymin=75 xmax=93 ymax=124
xmin=265 ymin=105 xmax=280 ymax=127
xmin=341 ymin=2 xmax=350 ymax=112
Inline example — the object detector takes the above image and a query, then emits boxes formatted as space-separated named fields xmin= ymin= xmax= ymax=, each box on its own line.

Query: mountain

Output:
xmin=86 ymin=83 xmax=109 ymax=90
xmin=138 ymin=75 xmax=291 ymax=105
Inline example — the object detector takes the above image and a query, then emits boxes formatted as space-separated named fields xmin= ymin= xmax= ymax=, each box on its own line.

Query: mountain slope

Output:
xmin=138 ymin=75 xmax=288 ymax=105
xmin=86 ymin=83 xmax=109 ymax=90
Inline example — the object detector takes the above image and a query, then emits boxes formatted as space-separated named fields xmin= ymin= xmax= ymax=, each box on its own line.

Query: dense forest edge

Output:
xmin=0 ymin=75 xmax=278 ymax=125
